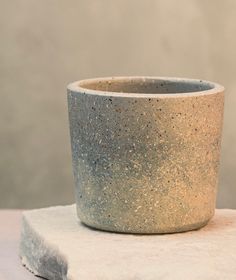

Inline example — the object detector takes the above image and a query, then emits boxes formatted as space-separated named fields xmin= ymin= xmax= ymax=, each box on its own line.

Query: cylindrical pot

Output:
xmin=67 ymin=77 xmax=224 ymax=234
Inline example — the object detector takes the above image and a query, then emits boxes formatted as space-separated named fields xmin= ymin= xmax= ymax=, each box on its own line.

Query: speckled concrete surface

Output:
xmin=67 ymin=77 xmax=224 ymax=233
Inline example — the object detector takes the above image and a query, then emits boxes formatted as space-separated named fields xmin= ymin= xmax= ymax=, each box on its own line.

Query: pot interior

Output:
xmin=79 ymin=77 xmax=215 ymax=94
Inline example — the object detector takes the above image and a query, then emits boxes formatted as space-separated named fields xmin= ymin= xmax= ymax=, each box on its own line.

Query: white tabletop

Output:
xmin=0 ymin=210 xmax=36 ymax=280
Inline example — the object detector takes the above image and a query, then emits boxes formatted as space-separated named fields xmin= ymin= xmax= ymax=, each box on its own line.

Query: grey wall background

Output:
xmin=1 ymin=0 xmax=235 ymax=209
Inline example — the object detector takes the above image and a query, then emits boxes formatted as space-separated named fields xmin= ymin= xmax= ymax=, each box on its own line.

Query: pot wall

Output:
xmin=68 ymin=77 xmax=224 ymax=233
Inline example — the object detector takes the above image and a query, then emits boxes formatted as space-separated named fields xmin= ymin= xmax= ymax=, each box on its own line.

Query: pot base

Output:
xmin=80 ymin=217 xmax=211 ymax=234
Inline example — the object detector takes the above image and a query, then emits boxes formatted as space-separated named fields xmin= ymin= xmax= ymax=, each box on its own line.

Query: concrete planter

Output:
xmin=67 ymin=77 xmax=224 ymax=234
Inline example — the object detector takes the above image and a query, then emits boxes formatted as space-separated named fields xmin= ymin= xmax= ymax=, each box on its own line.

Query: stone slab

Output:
xmin=20 ymin=205 xmax=236 ymax=279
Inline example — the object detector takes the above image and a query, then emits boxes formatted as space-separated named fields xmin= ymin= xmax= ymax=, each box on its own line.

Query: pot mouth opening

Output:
xmin=68 ymin=77 xmax=224 ymax=98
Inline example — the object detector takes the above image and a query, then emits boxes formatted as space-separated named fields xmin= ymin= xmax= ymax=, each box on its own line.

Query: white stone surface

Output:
xmin=20 ymin=205 xmax=236 ymax=280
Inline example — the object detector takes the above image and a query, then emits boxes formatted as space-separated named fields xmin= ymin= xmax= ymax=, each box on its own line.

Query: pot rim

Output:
xmin=67 ymin=76 xmax=224 ymax=98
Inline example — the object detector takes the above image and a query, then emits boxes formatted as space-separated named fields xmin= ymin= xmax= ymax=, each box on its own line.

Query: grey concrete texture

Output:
xmin=68 ymin=77 xmax=224 ymax=233
xmin=0 ymin=0 xmax=235 ymax=209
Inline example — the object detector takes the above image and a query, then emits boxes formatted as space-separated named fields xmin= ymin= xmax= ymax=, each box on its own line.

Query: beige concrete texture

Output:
xmin=0 ymin=0 xmax=235 ymax=209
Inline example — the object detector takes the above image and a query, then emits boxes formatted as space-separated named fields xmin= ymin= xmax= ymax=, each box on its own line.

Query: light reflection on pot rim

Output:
xmin=67 ymin=76 xmax=224 ymax=99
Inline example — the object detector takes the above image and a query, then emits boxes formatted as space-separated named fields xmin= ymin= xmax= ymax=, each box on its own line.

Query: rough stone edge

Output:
xmin=18 ymin=207 xmax=236 ymax=280
xmin=19 ymin=211 xmax=68 ymax=280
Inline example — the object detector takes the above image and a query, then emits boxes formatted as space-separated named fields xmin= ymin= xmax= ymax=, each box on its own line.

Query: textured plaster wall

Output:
xmin=0 ymin=0 xmax=235 ymax=208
